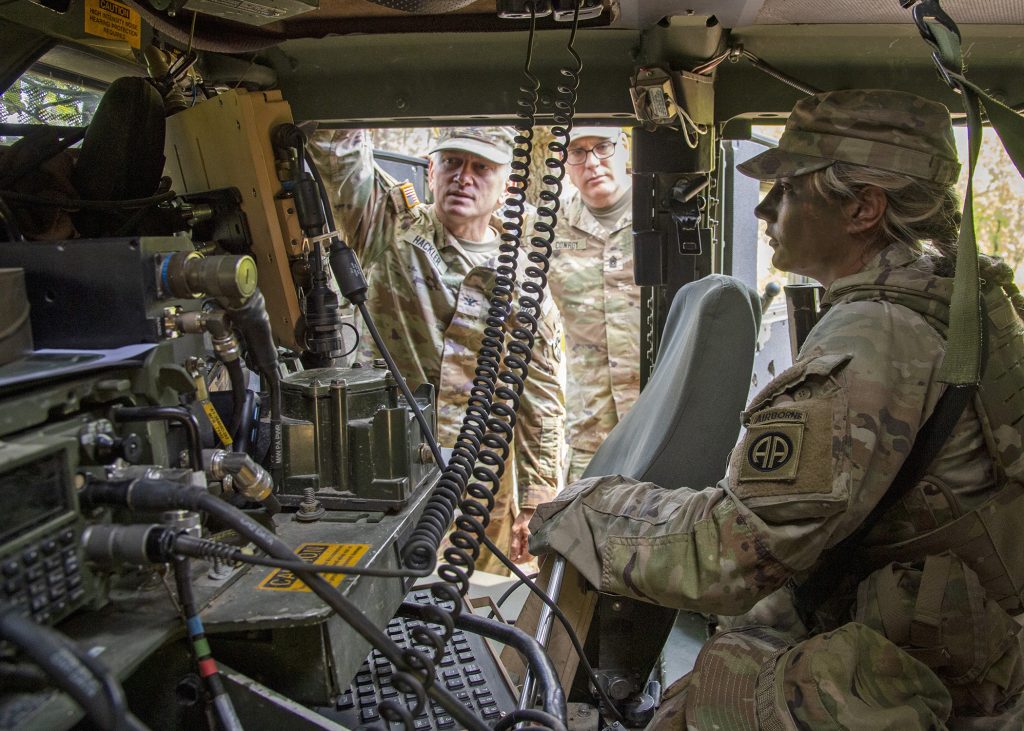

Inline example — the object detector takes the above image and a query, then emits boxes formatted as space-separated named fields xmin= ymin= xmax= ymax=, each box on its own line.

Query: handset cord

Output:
xmin=397 ymin=2 xmax=605 ymax=728
xmin=303 ymin=12 xmax=601 ymax=721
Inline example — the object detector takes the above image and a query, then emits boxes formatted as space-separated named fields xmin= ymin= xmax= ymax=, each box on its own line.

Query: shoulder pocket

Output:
xmin=730 ymin=353 xmax=853 ymax=517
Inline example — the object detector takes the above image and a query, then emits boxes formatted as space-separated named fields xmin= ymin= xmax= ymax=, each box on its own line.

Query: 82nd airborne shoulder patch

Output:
xmin=738 ymin=407 xmax=805 ymax=482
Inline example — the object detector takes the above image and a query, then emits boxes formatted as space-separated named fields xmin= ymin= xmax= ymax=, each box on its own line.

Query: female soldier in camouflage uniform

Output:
xmin=530 ymin=89 xmax=1024 ymax=728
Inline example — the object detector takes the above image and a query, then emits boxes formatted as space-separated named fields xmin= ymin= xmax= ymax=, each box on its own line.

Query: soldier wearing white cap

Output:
xmin=548 ymin=126 xmax=642 ymax=481
xmin=310 ymin=128 xmax=565 ymax=573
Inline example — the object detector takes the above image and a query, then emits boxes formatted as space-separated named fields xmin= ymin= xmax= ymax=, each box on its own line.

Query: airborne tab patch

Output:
xmin=738 ymin=408 xmax=805 ymax=482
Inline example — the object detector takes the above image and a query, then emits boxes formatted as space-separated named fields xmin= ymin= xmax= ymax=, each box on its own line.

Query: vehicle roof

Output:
xmin=1 ymin=0 xmax=1022 ymax=125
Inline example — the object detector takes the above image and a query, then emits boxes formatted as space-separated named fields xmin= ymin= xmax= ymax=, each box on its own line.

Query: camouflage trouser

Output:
xmin=647 ymin=622 xmax=954 ymax=730
xmin=475 ymin=480 xmax=515 ymax=576
xmin=566 ymin=445 xmax=596 ymax=484
xmin=649 ymin=555 xmax=1024 ymax=729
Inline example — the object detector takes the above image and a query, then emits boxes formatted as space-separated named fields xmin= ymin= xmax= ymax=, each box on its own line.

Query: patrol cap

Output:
xmin=685 ymin=623 xmax=952 ymax=728
xmin=569 ymin=126 xmax=621 ymax=142
xmin=737 ymin=89 xmax=961 ymax=184
xmin=430 ymin=127 xmax=515 ymax=165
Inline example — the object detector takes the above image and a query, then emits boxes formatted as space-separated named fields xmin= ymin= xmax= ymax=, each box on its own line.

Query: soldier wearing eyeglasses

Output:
xmin=548 ymin=127 xmax=642 ymax=481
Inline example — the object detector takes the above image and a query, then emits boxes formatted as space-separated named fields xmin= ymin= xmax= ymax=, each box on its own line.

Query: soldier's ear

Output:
xmin=843 ymin=185 xmax=887 ymax=236
xmin=426 ymin=157 xmax=436 ymax=187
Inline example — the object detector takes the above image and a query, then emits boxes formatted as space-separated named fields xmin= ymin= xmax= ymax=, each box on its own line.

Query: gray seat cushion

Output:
xmin=583 ymin=274 xmax=761 ymax=489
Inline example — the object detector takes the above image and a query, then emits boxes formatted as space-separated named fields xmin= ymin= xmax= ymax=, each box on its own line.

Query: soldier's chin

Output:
xmin=440 ymin=200 xmax=478 ymax=218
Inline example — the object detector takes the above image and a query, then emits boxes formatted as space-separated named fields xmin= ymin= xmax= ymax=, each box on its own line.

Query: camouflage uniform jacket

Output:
xmin=530 ymin=242 xmax=1001 ymax=617
xmin=548 ymin=191 xmax=641 ymax=453
xmin=311 ymin=130 xmax=565 ymax=509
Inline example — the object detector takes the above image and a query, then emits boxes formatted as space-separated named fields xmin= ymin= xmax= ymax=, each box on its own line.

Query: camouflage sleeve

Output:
xmin=529 ymin=300 xmax=947 ymax=616
xmin=515 ymin=300 xmax=566 ymax=509
xmin=306 ymin=129 xmax=395 ymax=265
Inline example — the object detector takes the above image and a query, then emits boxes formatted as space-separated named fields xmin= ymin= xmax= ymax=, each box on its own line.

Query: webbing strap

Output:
xmin=909 ymin=1 xmax=1024 ymax=384
xmin=910 ymin=553 xmax=951 ymax=648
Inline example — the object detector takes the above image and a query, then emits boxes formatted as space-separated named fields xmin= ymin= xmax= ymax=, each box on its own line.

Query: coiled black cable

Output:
xmin=398 ymin=3 xmax=586 ymax=729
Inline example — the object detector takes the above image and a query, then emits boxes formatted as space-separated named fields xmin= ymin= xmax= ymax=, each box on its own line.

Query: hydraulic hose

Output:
xmin=224 ymin=357 xmax=247 ymax=444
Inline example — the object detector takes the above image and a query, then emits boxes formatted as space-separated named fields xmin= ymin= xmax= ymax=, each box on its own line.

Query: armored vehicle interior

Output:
xmin=0 ymin=0 xmax=1021 ymax=729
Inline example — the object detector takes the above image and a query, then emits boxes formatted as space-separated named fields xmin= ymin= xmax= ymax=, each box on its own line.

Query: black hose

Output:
xmin=481 ymin=535 xmax=623 ymax=722
xmin=80 ymin=480 xmax=489 ymax=731
xmin=220 ymin=290 xmax=281 ymax=472
xmin=171 ymin=532 xmax=430 ymax=578
xmin=488 ymin=571 xmax=538 ymax=618
xmin=0 ymin=606 xmax=146 ymax=731
xmin=398 ymin=602 xmax=567 ymax=726
xmin=233 ymin=389 xmax=257 ymax=455
xmin=267 ymin=371 xmax=283 ymax=471
xmin=112 ymin=406 xmax=203 ymax=472
xmin=0 ymin=189 xmax=176 ymax=211
xmin=225 ymin=358 xmax=246 ymax=444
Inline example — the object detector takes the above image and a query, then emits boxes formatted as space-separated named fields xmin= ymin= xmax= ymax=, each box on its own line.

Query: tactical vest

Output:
xmin=831 ymin=261 xmax=1024 ymax=614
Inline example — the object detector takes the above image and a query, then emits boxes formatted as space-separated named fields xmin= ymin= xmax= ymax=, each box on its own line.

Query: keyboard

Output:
xmin=324 ymin=588 xmax=518 ymax=729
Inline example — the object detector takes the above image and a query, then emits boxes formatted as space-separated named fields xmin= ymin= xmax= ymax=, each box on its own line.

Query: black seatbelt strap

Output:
xmin=793 ymin=380 xmax=976 ymax=619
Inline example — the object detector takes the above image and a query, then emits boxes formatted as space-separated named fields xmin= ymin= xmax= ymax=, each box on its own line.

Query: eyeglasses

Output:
xmin=566 ymin=140 xmax=617 ymax=165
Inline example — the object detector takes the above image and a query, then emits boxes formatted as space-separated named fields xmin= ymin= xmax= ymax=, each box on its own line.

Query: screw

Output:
xmin=208 ymin=557 xmax=234 ymax=580
xmin=295 ymin=487 xmax=325 ymax=522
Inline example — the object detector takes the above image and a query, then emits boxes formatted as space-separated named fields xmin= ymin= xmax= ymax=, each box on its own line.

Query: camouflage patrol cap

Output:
xmin=737 ymin=89 xmax=961 ymax=184
xmin=430 ymin=127 xmax=516 ymax=165
xmin=684 ymin=623 xmax=952 ymax=728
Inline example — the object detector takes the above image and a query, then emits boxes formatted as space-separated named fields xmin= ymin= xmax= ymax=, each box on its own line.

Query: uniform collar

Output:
xmin=823 ymin=242 xmax=923 ymax=305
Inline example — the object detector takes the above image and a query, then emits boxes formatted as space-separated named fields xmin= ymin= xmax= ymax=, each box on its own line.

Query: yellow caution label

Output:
xmin=257 ymin=543 xmax=370 ymax=592
xmin=202 ymin=401 xmax=233 ymax=447
xmin=84 ymin=0 xmax=141 ymax=49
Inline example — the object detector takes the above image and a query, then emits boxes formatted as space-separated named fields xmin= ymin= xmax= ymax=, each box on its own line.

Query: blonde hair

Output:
xmin=811 ymin=163 xmax=961 ymax=259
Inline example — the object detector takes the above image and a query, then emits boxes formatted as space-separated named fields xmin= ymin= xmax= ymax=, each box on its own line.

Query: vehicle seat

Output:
xmin=582 ymin=273 xmax=762 ymax=486
xmin=567 ymin=274 xmax=762 ymax=715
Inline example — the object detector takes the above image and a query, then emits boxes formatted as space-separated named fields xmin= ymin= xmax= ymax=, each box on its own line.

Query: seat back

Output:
xmin=583 ymin=274 xmax=762 ymax=486
xmin=573 ymin=274 xmax=761 ymax=719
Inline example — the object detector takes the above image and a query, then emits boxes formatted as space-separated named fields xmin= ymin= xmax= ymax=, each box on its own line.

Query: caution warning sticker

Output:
xmin=84 ymin=0 xmax=141 ymax=49
xmin=257 ymin=542 xmax=370 ymax=592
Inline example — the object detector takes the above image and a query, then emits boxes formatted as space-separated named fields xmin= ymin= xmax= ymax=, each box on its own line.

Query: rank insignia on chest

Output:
xmin=738 ymin=408 xmax=805 ymax=482
xmin=553 ymin=239 xmax=585 ymax=250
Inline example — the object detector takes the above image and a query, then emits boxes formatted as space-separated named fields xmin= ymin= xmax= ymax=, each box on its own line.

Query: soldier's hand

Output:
xmin=510 ymin=508 xmax=536 ymax=564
